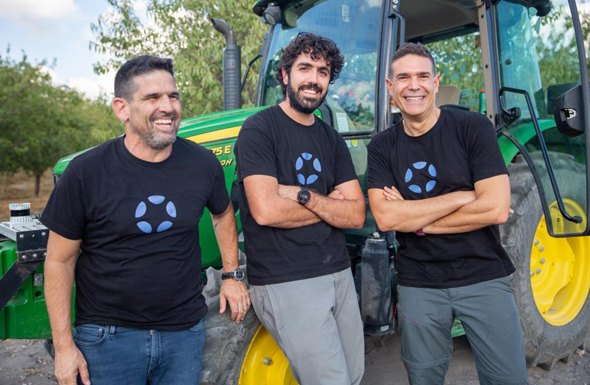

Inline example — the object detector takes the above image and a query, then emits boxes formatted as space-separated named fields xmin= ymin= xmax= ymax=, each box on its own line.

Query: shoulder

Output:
xmin=174 ymin=137 xmax=217 ymax=163
xmin=69 ymin=136 xmax=122 ymax=170
xmin=316 ymin=118 xmax=340 ymax=138
xmin=443 ymin=109 xmax=492 ymax=128
xmin=369 ymin=123 xmax=401 ymax=149
xmin=242 ymin=106 xmax=276 ymax=131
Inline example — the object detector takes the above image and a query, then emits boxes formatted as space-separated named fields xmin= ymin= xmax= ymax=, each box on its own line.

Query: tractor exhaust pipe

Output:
xmin=211 ymin=18 xmax=242 ymax=111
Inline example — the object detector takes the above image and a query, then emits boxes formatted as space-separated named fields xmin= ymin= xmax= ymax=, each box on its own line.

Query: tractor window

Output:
xmin=425 ymin=32 xmax=485 ymax=112
xmin=496 ymin=0 xmax=588 ymax=236
xmin=259 ymin=0 xmax=383 ymax=133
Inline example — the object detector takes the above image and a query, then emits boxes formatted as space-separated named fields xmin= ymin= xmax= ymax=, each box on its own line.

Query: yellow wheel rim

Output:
xmin=531 ymin=199 xmax=590 ymax=325
xmin=239 ymin=325 xmax=298 ymax=385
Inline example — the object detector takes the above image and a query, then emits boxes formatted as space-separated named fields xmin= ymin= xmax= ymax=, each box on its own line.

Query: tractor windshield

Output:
xmin=259 ymin=0 xmax=383 ymax=133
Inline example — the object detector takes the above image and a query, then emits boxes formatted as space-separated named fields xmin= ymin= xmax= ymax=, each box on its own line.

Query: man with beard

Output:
xmin=235 ymin=33 xmax=366 ymax=384
xmin=42 ymin=55 xmax=250 ymax=385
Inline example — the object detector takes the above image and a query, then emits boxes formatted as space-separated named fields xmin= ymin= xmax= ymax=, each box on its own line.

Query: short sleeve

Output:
xmin=40 ymin=162 xmax=86 ymax=240
xmin=235 ymin=116 xmax=277 ymax=180
xmin=206 ymin=157 xmax=231 ymax=215
xmin=367 ymin=134 xmax=395 ymax=190
xmin=468 ymin=117 xmax=508 ymax=183
xmin=333 ymin=134 xmax=358 ymax=187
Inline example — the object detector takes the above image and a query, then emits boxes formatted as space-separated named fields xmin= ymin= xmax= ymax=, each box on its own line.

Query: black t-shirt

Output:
xmin=367 ymin=109 xmax=515 ymax=288
xmin=235 ymin=105 xmax=358 ymax=285
xmin=41 ymin=136 xmax=230 ymax=330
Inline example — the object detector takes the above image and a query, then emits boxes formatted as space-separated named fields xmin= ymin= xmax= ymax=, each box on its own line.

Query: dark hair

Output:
xmin=114 ymin=55 xmax=175 ymax=100
xmin=276 ymin=32 xmax=344 ymax=96
xmin=390 ymin=43 xmax=436 ymax=77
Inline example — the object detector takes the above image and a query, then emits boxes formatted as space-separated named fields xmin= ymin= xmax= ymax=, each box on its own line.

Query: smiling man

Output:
xmin=235 ymin=33 xmax=366 ymax=384
xmin=367 ymin=43 xmax=527 ymax=385
xmin=41 ymin=56 xmax=249 ymax=385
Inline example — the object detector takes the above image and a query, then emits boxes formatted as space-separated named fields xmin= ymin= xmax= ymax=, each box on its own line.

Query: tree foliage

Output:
xmin=0 ymin=52 xmax=121 ymax=195
xmin=427 ymin=33 xmax=484 ymax=111
xmin=426 ymin=4 xmax=589 ymax=112
xmin=90 ymin=0 xmax=267 ymax=118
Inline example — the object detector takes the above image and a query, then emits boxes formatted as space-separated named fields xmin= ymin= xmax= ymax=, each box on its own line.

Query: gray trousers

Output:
xmin=398 ymin=277 xmax=528 ymax=385
xmin=251 ymin=269 xmax=365 ymax=385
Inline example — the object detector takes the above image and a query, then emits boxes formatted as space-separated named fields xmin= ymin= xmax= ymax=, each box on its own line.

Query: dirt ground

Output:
xmin=1 ymin=334 xmax=589 ymax=385
xmin=0 ymin=171 xmax=54 ymax=222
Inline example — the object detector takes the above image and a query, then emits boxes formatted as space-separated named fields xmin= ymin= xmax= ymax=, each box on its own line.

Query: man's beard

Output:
xmin=132 ymin=113 xmax=179 ymax=150
xmin=286 ymin=81 xmax=327 ymax=114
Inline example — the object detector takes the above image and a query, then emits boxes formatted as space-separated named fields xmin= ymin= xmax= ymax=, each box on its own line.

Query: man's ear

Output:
xmin=112 ymin=97 xmax=130 ymax=123
xmin=282 ymin=68 xmax=289 ymax=86
xmin=386 ymin=77 xmax=394 ymax=96
xmin=433 ymin=73 xmax=441 ymax=94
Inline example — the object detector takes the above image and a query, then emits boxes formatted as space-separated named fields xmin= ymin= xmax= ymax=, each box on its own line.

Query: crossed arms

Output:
xmin=368 ymin=174 xmax=511 ymax=234
xmin=243 ymin=175 xmax=366 ymax=229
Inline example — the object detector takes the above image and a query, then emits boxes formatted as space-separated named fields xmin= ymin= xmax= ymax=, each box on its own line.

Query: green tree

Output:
xmin=427 ymin=33 xmax=484 ymax=111
xmin=0 ymin=52 xmax=122 ymax=195
xmin=91 ymin=0 xmax=267 ymax=118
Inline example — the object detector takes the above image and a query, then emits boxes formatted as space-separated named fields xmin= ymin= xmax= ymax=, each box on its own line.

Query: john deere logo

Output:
xmin=295 ymin=152 xmax=322 ymax=186
xmin=135 ymin=195 xmax=177 ymax=234
xmin=405 ymin=161 xmax=437 ymax=194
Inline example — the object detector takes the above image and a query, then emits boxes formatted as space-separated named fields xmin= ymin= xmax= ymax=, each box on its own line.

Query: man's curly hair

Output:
xmin=276 ymin=32 xmax=344 ymax=96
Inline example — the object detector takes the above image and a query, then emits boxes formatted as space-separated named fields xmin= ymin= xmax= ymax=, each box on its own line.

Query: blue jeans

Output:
xmin=74 ymin=318 xmax=205 ymax=385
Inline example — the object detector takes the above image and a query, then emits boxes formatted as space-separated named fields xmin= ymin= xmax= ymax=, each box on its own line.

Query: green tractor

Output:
xmin=1 ymin=0 xmax=589 ymax=383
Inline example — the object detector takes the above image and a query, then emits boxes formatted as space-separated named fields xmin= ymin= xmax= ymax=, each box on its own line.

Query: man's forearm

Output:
xmin=370 ymin=189 xmax=476 ymax=232
xmin=424 ymin=175 xmax=511 ymax=234
xmin=211 ymin=207 xmax=240 ymax=271
xmin=306 ymin=192 xmax=365 ymax=229
xmin=423 ymin=195 xmax=509 ymax=234
xmin=44 ymin=259 xmax=76 ymax=350
xmin=253 ymin=194 xmax=322 ymax=228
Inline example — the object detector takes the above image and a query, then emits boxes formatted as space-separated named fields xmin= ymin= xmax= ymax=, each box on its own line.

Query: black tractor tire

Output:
xmin=501 ymin=154 xmax=590 ymax=370
xmin=200 ymin=297 xmax=261 ymax=384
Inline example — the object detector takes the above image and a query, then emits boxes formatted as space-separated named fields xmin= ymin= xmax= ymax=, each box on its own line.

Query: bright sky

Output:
xmin=0 ymin=0 xmax=137 ymax=100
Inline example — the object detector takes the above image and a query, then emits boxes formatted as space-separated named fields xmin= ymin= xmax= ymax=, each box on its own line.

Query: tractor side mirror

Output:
xmin=553 ymin=83 xmax=587 ymax=137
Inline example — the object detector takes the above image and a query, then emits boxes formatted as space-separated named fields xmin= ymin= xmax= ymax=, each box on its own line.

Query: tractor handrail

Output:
xmin=499 ymin=86 xmax=582 ymax=225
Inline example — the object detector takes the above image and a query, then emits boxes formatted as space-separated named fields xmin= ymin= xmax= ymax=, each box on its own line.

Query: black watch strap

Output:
xmin=221 ymin=269 xmax=245 ymax=281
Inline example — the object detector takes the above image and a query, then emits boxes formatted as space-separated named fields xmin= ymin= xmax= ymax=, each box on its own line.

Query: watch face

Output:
xmin=234 ymin=270 xmax=245 ymax=281
xmin=297 ymin=190 xmax=311 ymax=204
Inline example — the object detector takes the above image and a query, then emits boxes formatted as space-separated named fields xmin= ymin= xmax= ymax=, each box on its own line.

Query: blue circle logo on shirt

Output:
xmin=134 ymin=195 xmax=177 ymax=234
xmin=295 ymin=152 xmax=322 ymax=186
xmin=405 ymin=161 xmax=437 ymax=194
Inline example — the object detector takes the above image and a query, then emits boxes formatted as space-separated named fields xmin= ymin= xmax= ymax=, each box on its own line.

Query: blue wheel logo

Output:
xmin=405 ymin=161 xmax=437 ymax=194
xmin=295 ymin=152 xmax=322 ymax=186
xmin=135 ymin=195 xmax=177 ymax=234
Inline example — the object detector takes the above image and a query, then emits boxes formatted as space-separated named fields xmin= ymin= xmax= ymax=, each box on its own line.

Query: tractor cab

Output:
xmin=253 ymin=0 xmax=590 ymax=238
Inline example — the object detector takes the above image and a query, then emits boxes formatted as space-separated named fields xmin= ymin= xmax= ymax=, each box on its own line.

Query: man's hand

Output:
xmin=382 ymin=186 xmax=404 ymax=201
xmin=54 ymin=345 xmax=90 ymax=385
xmin=328 ymin=189 xmax=344 ymax=200
xmin=219 ymin=279 xmax=251 ymax=323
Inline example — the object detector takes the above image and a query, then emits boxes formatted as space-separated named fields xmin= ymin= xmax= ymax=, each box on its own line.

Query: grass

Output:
xmin=0 ymin=170 xmax=54 ymax=222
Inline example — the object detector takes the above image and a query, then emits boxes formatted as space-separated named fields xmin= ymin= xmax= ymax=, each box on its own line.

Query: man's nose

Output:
xmin=309 ymin=69 xmax=319 ymax=84
xmin=159 ymin=95 xmax=174 ymax=112
xmin=409 ymin=76 xmax=420 ymax=90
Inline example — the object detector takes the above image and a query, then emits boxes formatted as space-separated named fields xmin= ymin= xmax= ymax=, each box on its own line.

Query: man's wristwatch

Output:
xmin=221 ymin=269 xmax=245 ymax=281
xmin=297 ymin=188 xmax=311 ymax=205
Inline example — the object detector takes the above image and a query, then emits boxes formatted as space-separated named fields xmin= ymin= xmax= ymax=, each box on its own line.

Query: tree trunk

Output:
xmin=34 ymin=174 xmax=41 ymax=197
